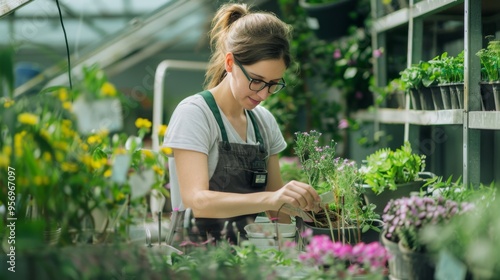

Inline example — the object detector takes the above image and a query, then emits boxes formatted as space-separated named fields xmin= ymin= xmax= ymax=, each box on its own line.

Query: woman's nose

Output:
xmin=255 ymin=88 xmax=270 ymax=101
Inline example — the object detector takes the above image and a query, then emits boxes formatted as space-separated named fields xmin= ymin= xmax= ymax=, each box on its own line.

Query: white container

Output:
xmin=244 ymin=223 xmax=296 ymax=249
xmin=244 ymin=223 xmax=296 ymax=238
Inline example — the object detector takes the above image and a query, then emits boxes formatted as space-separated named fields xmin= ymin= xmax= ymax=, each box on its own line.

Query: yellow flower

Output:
xmin=158 ymin=124 xmax=167 ymax=136
xmin=141 ymin=149 xmax=154 ymax=159
xmin=115 ymin=192 xmax=126 ymax=201
xmin=113 ymin=147 xmax=127 ymax=155
xmin=152 ymin=165 xmax=164 ymax=176
xmin=3 ymin=146 xmax=12 ymax=157
xmin=58 ymin=88 xmax=68 ymax=101
xmin=39 ymin=129 xmax=50 ymax=140
xmin=3 ymin=98 xmax=14 ymax=108
xmin=61 ymin=125 xmax=75 ymax=138
xmin=61 ymin=162 xmax=79 ymax=173
xmin=42 ymin=152 xmax=52 ymax=161
xmin=62 ymin=101 xmax=72 ymax=111
xmin=18 ymin=113 xmax=39 ymax=125
xmin=101 ymin=82 xmax=117 ymax=97
xmin=14 ymin=131 xmax=27 ymax=157
xmin=161 ymin=146 xmax=173 ymax=155
xmin=104 ymin=169 xmax=112 ymax=178
xmin=0 ymin=154 xmax=9 ymax=168
xmin=135 ymin=118 xmax=152 ymax=129
xmin=87 ymin=135 xmax=102 ymax=145
xmin=62 ymin=119 xmax=72 ymax=127
xmin=80 ymin=143 xmax=89 ymax=152
xmin=91 ymin=159 xmax=103 ymax=169
xmin=82 ymin=154 xmax=92 ymax=167
xmin=53 ymin=141 xmax=69 ymax=151
xmin=33 ymin=176 xmax=50 ymax=186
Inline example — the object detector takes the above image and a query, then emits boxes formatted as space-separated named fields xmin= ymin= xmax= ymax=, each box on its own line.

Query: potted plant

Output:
xmin=400 ymin=64 xmax=424 ymax=110
xmin=293 ymin=130 xmax=381 ymax=245
xmin=381 ymin=195 xmax=474 ymax=280
xmin=476 ymin=36 xmax=500 ymax=111
xmin=359 ymin=141 xmax=428 ymax=215
xmin=299 ymin=233 xmax=390 ymax=279
xmin=0 ymin=65 xmax=169 ymax=248
xmin=421 ymin=184 xmax=498 ymax=279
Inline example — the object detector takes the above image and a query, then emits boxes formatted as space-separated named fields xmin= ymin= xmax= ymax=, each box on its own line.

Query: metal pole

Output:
xmin=152 ymin=60 xmax=207 ymax=151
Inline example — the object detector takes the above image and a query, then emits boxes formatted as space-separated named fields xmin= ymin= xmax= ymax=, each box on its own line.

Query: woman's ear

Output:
xmin=225 ymin=52 xmax=234 ymax=73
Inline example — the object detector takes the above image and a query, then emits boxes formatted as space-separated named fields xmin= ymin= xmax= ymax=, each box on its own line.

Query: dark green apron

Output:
xmin=192 ymin=90 xmax=268 ymax=244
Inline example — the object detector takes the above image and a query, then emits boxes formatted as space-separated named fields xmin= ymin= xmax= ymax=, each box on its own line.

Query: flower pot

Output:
xmin=430 ymin=86 xmax=444 ymax=110
xmin=454 ymin=83 xmax=464 ymax=109
xmin=363 ymin=180 xmax=425 ymax=216
xmin=387 ymin=91 xmax=406 ymax=109
xmin=418 ymin=87 xmax=435 ymax=110
xmin=448 ymin=83 xmax=461 ymax=109
xmin=439 ymin=84 xmax=453 ymax=110
xmin=296 ymin=217 xmax=383 ymax=245
xmin=409 ymin=88 xmax=422 ymax=110
xmin=381 ymin=233 xmax=409 ymax=280
xmin=299 ymin=0 xmax=361 ymax=41
xmin=479 ymin=82 xmax=500 ymax=111
xmin=398 ymin=242 xmax=436 ymax=280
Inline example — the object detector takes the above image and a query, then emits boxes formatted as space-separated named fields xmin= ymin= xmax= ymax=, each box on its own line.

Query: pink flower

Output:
xmin=373 ymin=48 xmax=383 ymax=58
xmin=338 ymin=119 xmax=349 ymax=129
xmin=333 ymin=49 xmax=342 ymax=59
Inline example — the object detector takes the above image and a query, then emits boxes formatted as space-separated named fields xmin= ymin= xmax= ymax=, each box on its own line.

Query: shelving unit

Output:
xmin=367 ymin=0 xmax=500 ymax=186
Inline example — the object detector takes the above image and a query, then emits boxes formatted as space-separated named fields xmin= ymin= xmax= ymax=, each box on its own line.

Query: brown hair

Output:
xmin=204 ymin=3 xmax=292 ymax=89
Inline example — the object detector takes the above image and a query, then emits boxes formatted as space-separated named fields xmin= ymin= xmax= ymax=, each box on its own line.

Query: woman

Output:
xmin=164 ymin=3 xmax=320 ymax=244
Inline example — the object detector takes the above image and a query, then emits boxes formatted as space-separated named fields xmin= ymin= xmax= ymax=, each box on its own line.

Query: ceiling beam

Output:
xmin=14 ymin=0 xmax=212 ymax=97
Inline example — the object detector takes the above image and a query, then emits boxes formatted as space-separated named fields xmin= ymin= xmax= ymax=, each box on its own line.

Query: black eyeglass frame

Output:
xmin=234 ymin=59 xmax=286 ymax=94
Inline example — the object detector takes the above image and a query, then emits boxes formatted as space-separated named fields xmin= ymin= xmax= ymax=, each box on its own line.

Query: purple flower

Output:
xmin=333 ymin=49 xmax=342 ymax=59
xmin=338 ymin=119 xmax=349 ymax=129
xmin=373 ymin=48 xmax=383 ymax=58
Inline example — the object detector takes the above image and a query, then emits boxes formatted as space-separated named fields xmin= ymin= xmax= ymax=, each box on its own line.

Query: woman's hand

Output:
xmin=270 ymin=180 xmax=321 ymax=213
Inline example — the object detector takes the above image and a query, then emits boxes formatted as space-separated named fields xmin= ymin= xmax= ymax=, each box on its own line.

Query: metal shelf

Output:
xmin=468 ymin=111 xmax=500 ymax=130
xmin=354 ymin=108 xmax=463 ymax=125
xmin=373 ymin=0 xmax=464 ymax=32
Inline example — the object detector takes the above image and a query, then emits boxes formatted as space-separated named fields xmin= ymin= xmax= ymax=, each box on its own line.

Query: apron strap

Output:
xmin=200 ymin=90 xmax=229 ymax=144
xmin=199 ymin=90 xmax=265 ymax=152
xmin=246 ymin=110 xmax=265 ymax=153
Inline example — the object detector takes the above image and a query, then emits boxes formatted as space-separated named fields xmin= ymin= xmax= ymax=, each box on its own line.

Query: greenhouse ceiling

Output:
xmin=1 ymin=0 xmax=272 ymax=95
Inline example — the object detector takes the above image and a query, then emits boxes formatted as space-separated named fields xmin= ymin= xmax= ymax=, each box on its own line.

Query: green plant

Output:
xmin=383 ymin=195 xmax=474 ymax=252
xmin=476 ymin=37 xmax=500 ymax=82
xmin=421 ymin=184 xmax=499 ymax=279
xmin=293 ymin=130 xmax=379 ymax=239
xmin=0 ymin=66 xmax=169 ymax=246
xmin=399 ymin=64 xmax=424 ymax=91
xmin=360 ymin=141 xmax=426 ymax=194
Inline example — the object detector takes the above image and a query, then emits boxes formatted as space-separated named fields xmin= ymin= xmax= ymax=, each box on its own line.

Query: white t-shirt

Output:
xmin=163 ymin=93 xmax=287 ymax=211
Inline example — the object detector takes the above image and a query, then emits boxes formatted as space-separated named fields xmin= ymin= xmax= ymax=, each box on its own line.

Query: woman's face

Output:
xmin=229 ymin=58 xmax=286 ymax=110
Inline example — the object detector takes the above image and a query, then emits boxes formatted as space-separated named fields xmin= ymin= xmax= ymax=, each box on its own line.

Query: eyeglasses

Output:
xmin=234 ymin=59 xmax=286 ymax=94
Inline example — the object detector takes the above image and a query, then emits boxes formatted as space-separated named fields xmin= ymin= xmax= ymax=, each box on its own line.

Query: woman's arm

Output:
xmin=173 ymin=149 xmax=320 ymax=219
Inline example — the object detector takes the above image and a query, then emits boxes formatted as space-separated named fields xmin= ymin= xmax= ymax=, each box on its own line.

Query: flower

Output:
xmin=382 ymin=195 xmax=474 ymax=252
xmin=100 ymin=82 xmax=117 ymax=97
xmin=299 ymin=235 xmax=390 ymax=277
xmin=0 ymin=66 xmax=170 ymax=246
xmin=293 ymin=130 xmax=379 ymax=236
xmin=18 ymin=113 xmax=39 ymax=125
